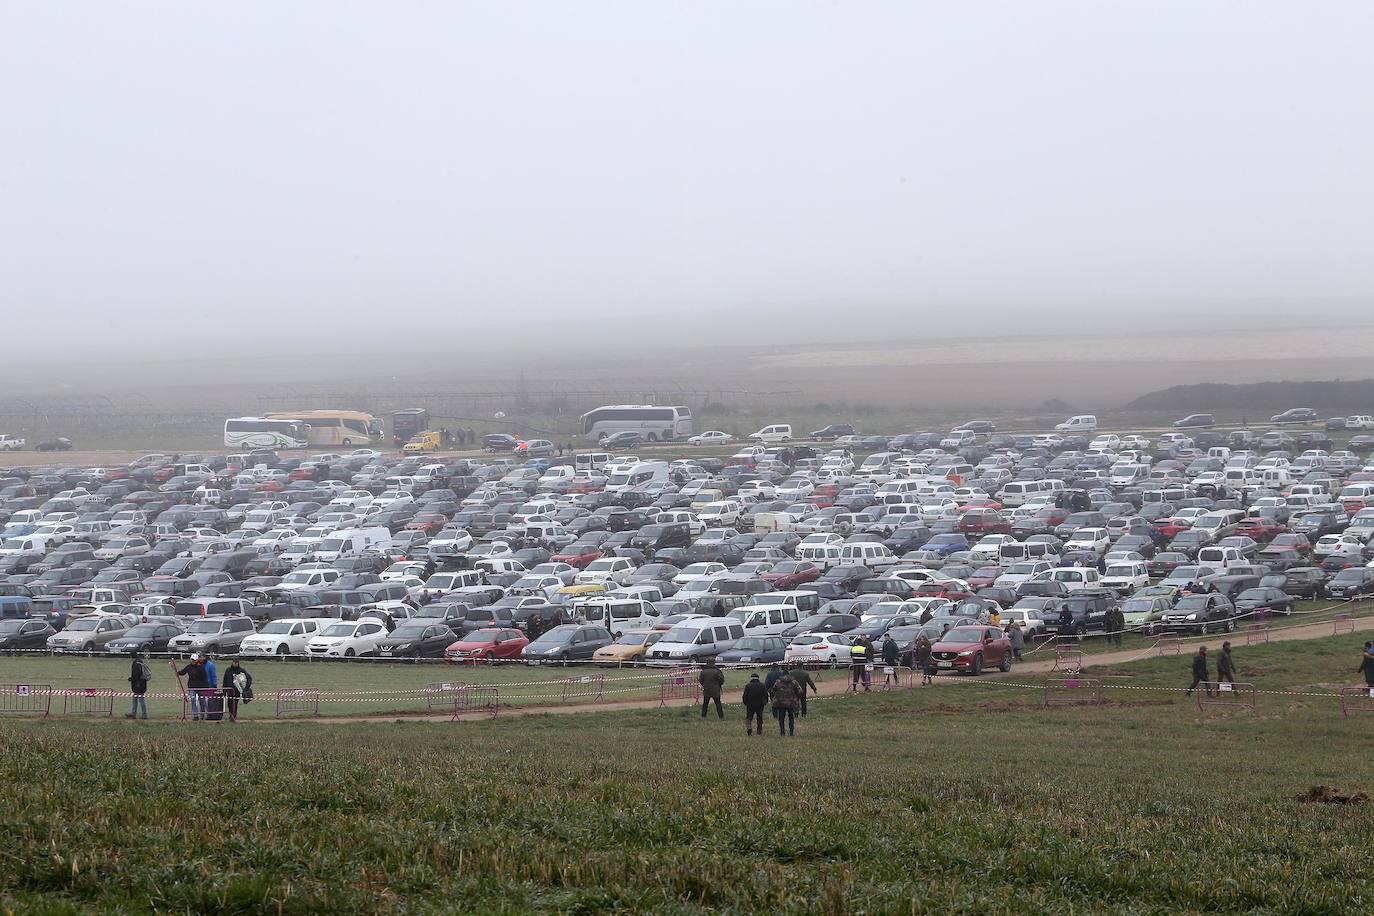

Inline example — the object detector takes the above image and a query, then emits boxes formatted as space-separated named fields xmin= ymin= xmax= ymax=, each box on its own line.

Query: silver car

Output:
xmin=47 ymin=616 xmax=130 ymax=653
xmin=167 ymin=615 xmax=258 ymax=655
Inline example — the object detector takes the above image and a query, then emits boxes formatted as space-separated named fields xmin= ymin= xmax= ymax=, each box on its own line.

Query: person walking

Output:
xmin=1058 ymin=604 xmax=1076 ymax=638
xmin=1216 ymin=641 xmax=1237 ymax=686
xmin=222 ymin=658 xmax=253 ymax=723
xmin=914 ymin=634 xmax=934 ymax=685
xmin=742 ymin=673 xmax=768 ymax=736
xmin=1186 ymin=646 xmax=1212 ymax=698
xmin=881 ymin=634 xmax=901 ymax=688
xmin=698 ymin=657 xmax=725 ymax=719
xmin=1005 ymin=623 xmax=1025 ymax=662
xmin=177 ymin=653 xmax=211 ymax=720
xmin=1358 ymin=641 xmax=1374 ymax=687
xmin=789 ymin=664 xmax=817 ymax=716
xmin=849 ymin=637 xmax=868 ymax=692
xmin=763 ymin=662 xmax=784 ymax=695
xmin=860 ymin=636 xmax=876 ymax=691
xmin=126 ymin=652 xmax=151 ymax=720
xmin=770 ymin=669 xmax=801 ymax=736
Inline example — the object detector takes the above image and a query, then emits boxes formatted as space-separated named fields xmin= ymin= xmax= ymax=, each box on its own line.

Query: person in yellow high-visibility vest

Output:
xmin=849 ymin=639 xmax=867 ymax=692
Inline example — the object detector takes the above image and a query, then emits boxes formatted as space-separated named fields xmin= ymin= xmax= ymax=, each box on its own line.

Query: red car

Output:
xmin=958 ymin=509 xmax=1011 ymax=535
xmin=1234 ymin=517 xmax=1286 ymax=541
xmin=445 ymin=627 xmax=530 ymax=664
xmin=959 ymin=498 xmax=1004 ymax=512
xmin=1153 ymin=517 xmax=1193 ymax=540
xmin=760 ymin=560 xmax=822 ymax=590
xmin=405 ymin=513 xmax=450 ymax=535
xmin=967 ymin=566 xmax=1005 ymax=589
xmin=551 ymin=543 xmax=604 ymax=569
xmin=929 ymin=625 xmax=1013 ymax=675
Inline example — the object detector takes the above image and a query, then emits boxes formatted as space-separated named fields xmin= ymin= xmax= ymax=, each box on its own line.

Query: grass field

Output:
xmin=2 ymin=637 xmax=1372 ymax=912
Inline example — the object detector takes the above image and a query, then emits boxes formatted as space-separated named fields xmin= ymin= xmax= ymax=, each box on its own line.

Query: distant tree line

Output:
xmin=1125 ymin=379 xmax=1374 ymax=412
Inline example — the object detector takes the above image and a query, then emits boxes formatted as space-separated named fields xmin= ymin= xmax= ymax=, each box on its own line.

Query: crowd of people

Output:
xmin=124 ymin=651 xmax=253 ymax=722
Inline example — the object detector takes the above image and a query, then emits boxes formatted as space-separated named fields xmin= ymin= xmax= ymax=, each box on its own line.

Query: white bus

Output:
xmin=265 ymin=410 xmax=384 ymax=447
xmin=580 ymin=405 xmax=693 ymax=442
xmin=223 ymin=418 xmax=309 ymax=450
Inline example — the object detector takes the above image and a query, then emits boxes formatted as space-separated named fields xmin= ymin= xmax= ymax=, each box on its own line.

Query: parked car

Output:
xmin=928 ymin=625 xmax=1013 ymax=675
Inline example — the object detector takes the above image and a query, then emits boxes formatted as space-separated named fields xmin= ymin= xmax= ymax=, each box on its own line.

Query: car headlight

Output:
xmin=1185 ymin=614 xmax=1197 ymax=621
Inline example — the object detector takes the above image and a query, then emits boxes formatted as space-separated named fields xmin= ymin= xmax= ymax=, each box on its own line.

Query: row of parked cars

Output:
xmin=3 ymin=411 xmax=1374 ymax=671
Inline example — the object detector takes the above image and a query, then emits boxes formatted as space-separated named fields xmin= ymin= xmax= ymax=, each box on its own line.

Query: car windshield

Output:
xmin=391 ymin=626 xmax=431 ymax=639
xmin=124 ymin=625 xmax=162 ymax=637
xmin=663 ymin=626 xmax=703 ymax=643
xmin=66 ymin=619 xmax=99 ymax=632
xmin=189 ymin=621 xmax=224 ymax=634
xmin=1333 ymin=569 xmax=1365 ymax=582
xmin=0 ymin=621 xmax=25 ymax=633
xmin=614 ymin=633 xmax=648 ymax=646
xmin=941 ymin=630 xmax=983 ymax=644
xmin=1175 ymin=597 xmax=1211 ymax=610
xmin=322 ymin=624 xmax=357 ymax=637
xmin=260 ymin=622 xmax=295 ymax=634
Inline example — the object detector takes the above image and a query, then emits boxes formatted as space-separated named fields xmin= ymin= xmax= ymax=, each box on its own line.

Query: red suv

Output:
xmin=929 ymin=625 xmax=1013 ymax=675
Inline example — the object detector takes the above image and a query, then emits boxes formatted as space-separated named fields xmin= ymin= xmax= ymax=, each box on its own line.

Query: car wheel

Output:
xmin=345 ymin=648 xmax=355 ymax=658
xmin=646 ymin=433 xmax=658 ymax=442
xmin=971 ymin=653 xmax=984 ymax=676
xmin=999 ymin=652 xmax=1012 ymax=672
xmin=342 ymin=438 xmax=353 ymax=446
xmin=84 ymin=642 xmax=95 ymax=653
xmin=485 ymin=652 xmax=494 ymax=665
xmin=206 ymin=644 xmax=219 ymax=655
xmin=1224 ymin=616 xmax=1236 ymax=633
xmin=276 ymin=644 xmax=289 ymax=655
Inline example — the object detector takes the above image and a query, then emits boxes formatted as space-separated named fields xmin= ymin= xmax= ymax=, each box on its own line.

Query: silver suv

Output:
xmin=168 ymin=615 xmax=257 ymax=655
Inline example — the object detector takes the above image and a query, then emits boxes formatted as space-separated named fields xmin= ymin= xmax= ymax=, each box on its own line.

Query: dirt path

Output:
xmin=241 ymin=614 xmax=1374 ymax=725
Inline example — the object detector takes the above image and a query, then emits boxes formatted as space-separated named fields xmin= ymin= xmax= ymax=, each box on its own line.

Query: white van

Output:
xmin=837 ymin=542 xmax=899 ymax=569
xmin=646 ymin=617 xmax=745 ymax=665
xmin=998 ymin=541 xmax=1059 ymax=564
xmin=1055 ymin=415 xmax=1098 ymax=432
xmin=312 ymin=527 xmax=392 ymax=563
xmin=576 ymin=598 xmax=657 ymax=637
xmin=573 ymin=452 xmax=613 ymax=474
xmin=0 ymin=534 xmax=49 ymax=557
xmin=605 ymin=461 xmax=670 ymax=493
xmin=748 ymin=424 xmax=793 ymax=444
xmin=1031 ymin=567 xmax=1103 ymax=592
xmin=698 ymin=499 xmax=744 ymax=527
xmin=1196 ymin=546 xmax=1245 ymax=574
xmin=728 ymin=603 xmax=802 ymax=636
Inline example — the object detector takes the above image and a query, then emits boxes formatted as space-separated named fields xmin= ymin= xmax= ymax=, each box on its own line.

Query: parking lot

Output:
xmin=5 ymin=405 xmax=1374 ymax=707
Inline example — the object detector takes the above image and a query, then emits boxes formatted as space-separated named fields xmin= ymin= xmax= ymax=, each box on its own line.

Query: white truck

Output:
xmin=311 ymin=526 xmax=392 ymax=563
xmin=0 ymin=434 xmax=24 ymax=451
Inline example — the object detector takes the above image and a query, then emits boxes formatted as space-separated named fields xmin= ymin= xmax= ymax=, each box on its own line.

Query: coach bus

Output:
xmin=580 ymin=405 xmax=693 ymax=442
xmin=265 ymin=410 xmax=384 ymax=447
xmin=223 ymin=417 xmax=310 ymax=450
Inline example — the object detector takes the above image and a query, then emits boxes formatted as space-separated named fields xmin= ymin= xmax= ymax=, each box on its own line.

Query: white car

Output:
xmin=240 ymin=618 xmax=337 ymax=656
xmin=748 ymin=424 xmax=793 ymax=444
xmin=688 ymin=430 xmax=734 ymax=446
xmin=1000 ymin=609 xmax=1046 ymax=638
xmin=1314 ymin=534 xmax=1364 ymax=559
xmin=672 ymin=562 xmax=728 ymax=586
xmin=277 ymin=568 xmax=341 ymax=591
xmin=307 ymin=619 xmax=390 ymax=658
xmin=698 ymin=500 xmax=744 ymax=527
xmin=785 ymin=632 xmax=853 ymax=666
xmin=1100 ymin=562 xmax=1150 ymax=594
xmin=574 ymin=556 xmax=637 ymax=587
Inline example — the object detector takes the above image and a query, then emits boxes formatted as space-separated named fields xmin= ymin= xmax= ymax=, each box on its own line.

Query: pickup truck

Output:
xmin=0 ymin=434 xmax=24 ymax=451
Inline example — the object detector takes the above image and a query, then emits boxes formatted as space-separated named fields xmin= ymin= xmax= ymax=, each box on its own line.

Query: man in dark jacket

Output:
xmin=770 ymin=671 xmax=801 ymax=736
xmin=222 ymin=658 xmax=253 ymax=723
xmin=1216 ymin=641 xmax=1236 ymax=685
xmin=789 ymin=664 xmax=817 ymax=716
xmin=1058 ymin=604 xmax=1076 ymax=637
xmin=1359 ymin=641 xmax=1374 ymax=686
xmin=126 ymin=652 xmax=151 ymax=720
xmin=741 ymin=673 xmax=768 ymax=736
xmin=763 ymin=662 xmax=784 ymax=694
xmin=914 ymin=635 xmax=934 ymax=685
xmin=698 ymin=657 xmax=725 ymax=719
xmin=881 ymin=634 xmax=901 ymax=688
xmin=1005 ymin=623 xmax=1025 ymax=662
xmin=1186 ymin=646 xmax=1212 ymax=697
xmin=177 ymin=654 xmax=211 ymax=721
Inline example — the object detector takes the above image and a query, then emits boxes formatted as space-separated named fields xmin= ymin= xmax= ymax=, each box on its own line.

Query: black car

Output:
xmin=0 ymin=618 xmax=57 ymax=650
xmin=521 ymin=624 xmax=614 ymax=664
xmin=1173 ymin=414 xmax=1215 ymax=428
xmin=482 ymin=434 xmax=520 ymax=452
xmin=715 ymin=635 xmax=787 ymax=664
xmin=1159 ymin=594 xmax=1237 ymax=634
xmin=1270 ymin=408 xmax=1317 ymax=425
xmin=1274 ymin=567 xmax=1329 ymax=599
xmin=1234 ymin=587 xmax=1296 ymax=616
xmin=1326 ymin=567 xmax=1374 ymax=600
xmin=1043 ymin=594 xmax=1114 ymax=635
xmin=376 ymin=622 xmax=457 ymax=658
xmin=35 ymin=438 xmax=74 ymax=452
xmin=104 ymin=623 xmax=182 ymax=654
xmin=780 ymin=613 xmax=860 ymax=640
xmin=809 ymin=424 xmax=857 ymax=440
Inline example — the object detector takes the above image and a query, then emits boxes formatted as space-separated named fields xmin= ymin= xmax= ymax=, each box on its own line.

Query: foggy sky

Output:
xmin=2 ymin=1 xmax=1372 ymax=357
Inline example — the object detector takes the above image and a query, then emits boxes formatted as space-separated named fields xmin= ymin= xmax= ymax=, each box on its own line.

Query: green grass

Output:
xmin=2 ymin=637 xmax=1373 ymax=913
xmin=0 ymin=654 xmax=779 ymax=718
